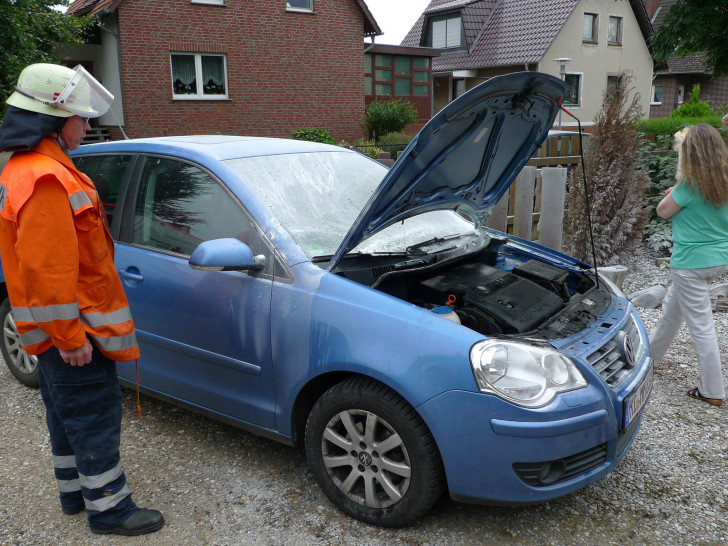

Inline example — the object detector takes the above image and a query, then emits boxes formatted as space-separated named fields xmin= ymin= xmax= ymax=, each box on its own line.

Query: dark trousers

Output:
xmin=37 ymin=344 xmax=137 ymax=530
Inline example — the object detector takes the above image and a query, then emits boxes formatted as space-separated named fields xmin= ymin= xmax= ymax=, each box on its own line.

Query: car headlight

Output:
xmin=469 ymin=340 xmax=587 ymax=408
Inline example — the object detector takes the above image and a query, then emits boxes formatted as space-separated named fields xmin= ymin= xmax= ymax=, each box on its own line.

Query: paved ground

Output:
xmin=1 ymin=244 xmax=727 ymax=545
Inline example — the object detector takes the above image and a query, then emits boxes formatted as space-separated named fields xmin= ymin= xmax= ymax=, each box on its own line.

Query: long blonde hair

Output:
xmin=676 ymin=123 xmax=728 ymax=207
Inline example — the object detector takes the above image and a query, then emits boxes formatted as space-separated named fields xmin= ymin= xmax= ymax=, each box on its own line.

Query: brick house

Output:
xmin=400 ymin=0 xmax=654 ymax=129
xmin=62 ymin=0 xmax=383 ymax=142
xmin=645 ymin=0 xmax=728 ymax=118
xmin=364 ymin=43 xmax=440 ymax=134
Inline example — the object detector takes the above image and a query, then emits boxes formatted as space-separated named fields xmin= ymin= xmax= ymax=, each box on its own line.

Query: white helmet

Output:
xmin=7 ymin=63 xmax=113 ymax=118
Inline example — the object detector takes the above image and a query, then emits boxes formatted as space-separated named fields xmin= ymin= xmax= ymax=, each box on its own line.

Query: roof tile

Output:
xmin=404 ymin=0 xmax=582 ymax=70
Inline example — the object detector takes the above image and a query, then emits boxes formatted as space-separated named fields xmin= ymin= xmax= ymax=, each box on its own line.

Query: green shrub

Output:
xmin=363 ymin=99 xmax=418 ymax=141
xmin=670 ymin=84 xmax=714 ymax=118
xmin=640 ymin=147 xmax=678 ymax=255
xmin=290 ymin=127 xmax=335 ymax=144
xmin=352 ymin=138 xmax=385 ymax=159
xmin=376 ymin=131 xmax=414 ymax=159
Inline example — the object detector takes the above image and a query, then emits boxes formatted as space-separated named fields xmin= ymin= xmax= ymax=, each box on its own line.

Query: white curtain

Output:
xmin=172 ymin=55 xmax=196 ymax=85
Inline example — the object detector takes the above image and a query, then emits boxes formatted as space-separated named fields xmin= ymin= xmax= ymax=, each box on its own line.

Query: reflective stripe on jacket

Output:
xmin=0 ymin=137 xmax=140 ymax=361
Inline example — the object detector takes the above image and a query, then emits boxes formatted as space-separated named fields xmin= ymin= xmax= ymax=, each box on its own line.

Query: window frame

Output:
xmin=286 ymin=0 xmax=313 ymax=13
xmin=170 ymin=52 xmax=229 ymax=101
xmin=582 ymin=13 xmax=598 ymax=43
xmin=607 ymin=16 xmax=623 ymax=46
xmin=606 ymin=74 xmax=623 ymax=98
xmin=428 ymin=12 xmax=463 ymax=49
xmin=650 ymin=85 xmax=663 ymax=105
xmin=124 ymin=155 xmax=272 ymax=268
xmin=365 ymin=54 xmax=431 ymax=98
xmin=563 ymin=73 xmax=582 ymax=107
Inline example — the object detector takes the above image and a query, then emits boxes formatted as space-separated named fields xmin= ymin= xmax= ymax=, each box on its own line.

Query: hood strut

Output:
xmin=558 ymin=101 xmax=599 ymax=287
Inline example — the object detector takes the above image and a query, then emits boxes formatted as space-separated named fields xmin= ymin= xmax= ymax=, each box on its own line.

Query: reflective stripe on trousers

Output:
xmin=37 ymin=344 xmax=137 ymax=529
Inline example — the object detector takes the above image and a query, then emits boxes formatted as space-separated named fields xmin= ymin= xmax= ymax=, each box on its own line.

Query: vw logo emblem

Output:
xmin=358 ymin=452 xmax=372 ymax=466
xmin=622 ymin=336 xmax=637 ymax=366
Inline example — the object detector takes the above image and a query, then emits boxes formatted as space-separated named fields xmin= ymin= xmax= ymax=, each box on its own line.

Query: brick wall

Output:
xmin=114 ymin=0 xmax=368 ymax=142
xmin=650 ymin=74 xmax=728 ymax=118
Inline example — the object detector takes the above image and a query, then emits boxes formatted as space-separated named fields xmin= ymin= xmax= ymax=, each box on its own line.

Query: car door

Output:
xmin=111 ymin=155 xmax=276 ymax=429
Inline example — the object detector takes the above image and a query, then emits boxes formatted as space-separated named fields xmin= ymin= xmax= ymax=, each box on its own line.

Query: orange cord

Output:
xmin=135 ymin=359 xmax=142 ymax=419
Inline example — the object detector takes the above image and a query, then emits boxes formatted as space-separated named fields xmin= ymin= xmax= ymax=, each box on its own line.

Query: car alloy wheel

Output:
xmin=0 ymin=298 xmax=39 ymax=387
xmin=305 ymin=377 xmax=445 ymax=527
xmin=321 ymin=408 xmax=411 ymax=509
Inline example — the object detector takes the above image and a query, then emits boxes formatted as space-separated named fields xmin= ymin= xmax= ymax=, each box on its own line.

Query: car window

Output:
xmin=74 ymin=154 xmax=133 ymax=226
xmin=133 ymin=157 xmax=265 ymax=259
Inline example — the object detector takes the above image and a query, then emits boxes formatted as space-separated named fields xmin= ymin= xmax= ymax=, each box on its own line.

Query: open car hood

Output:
xmin=328 ymin=71 xmax=568 ymax=271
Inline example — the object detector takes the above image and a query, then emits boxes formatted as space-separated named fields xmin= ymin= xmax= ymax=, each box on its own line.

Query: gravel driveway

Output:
xmin=1 ymin=242 xmax=727 ymax=545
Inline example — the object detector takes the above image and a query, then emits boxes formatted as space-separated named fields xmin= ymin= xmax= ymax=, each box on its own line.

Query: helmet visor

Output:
xmin=15 ymin=65 xmax=113 ymax=118
xmin=54 ymin=66 xmax=114 ymax=117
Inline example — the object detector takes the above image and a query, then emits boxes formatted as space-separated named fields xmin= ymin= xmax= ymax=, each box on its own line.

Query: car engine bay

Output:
xmin=335 ymin=236 xmax=612 ymax=341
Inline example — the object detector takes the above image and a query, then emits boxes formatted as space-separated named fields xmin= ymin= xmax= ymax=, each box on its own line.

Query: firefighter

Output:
xmin=0 ymin=63 xmax=164 ymax=536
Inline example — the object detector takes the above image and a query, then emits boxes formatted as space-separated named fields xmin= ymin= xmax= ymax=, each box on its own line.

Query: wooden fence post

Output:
xmin=486 ymin=190 xmax=509 ymax=231
xmin=538 ymin=167 xmax=567 ymax=251
xmin=513 ymin=166 xmax=536 ymax=240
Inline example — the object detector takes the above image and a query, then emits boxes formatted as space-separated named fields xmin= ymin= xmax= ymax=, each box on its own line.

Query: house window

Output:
xmin=429 ymin=14 xmax=462 ymax=49
xmin=582 ymin=13 xmax=598 ymax=42
xmin=651 ymin=85 xmax=663 ymax=105
xmin=564 ymin=74 xmax=581 ymax=106
xmin=366 ymin=54 xmax=430 ymax=97
xmin=286 ymin=0 xmax=312 ymax=12
xmin=608 ymin=16 xmax=622 ymax=45
xmin=171 ymin=53 xmax=227 ymax=99
xmin=607 ymin=75 xmax=622 ymax=98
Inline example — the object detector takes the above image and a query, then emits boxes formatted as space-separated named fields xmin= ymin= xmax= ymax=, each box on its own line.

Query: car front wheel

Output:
xmin=304 ymin=377 xmax=445 ymax=527
xmin=0 ymin=298 xmax=39 ymax=388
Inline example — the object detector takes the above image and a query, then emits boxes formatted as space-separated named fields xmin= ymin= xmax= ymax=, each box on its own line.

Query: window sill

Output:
xmin=286 ymin=8 xmax=314 ymax=14
xmin=650 ymin=102 xmax=663 ymax=106
xmin=607 ymin=42 xmax=622 ymax=47
xmin=190 ymin=0 xmax=226 ymax=5
xmin=582 ymin=40 xmax=597 ymax=45
xmin=172 ymin=96 xmax=231 ymax=101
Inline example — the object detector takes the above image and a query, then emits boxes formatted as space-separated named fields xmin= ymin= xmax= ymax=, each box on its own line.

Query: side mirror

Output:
xmin=188 ymin=238 xmax=266 ymax=272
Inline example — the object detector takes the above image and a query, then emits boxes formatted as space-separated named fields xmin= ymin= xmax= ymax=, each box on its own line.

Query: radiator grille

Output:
xmin=587 ymin=315 xmax=644 ymax=388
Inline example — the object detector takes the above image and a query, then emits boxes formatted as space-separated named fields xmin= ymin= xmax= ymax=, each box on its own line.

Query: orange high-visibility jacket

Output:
xmin=0 ymin=137 xmax=140 ymax=362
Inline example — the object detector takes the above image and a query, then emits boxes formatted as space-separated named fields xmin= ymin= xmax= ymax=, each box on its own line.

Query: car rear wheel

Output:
xmin=0 ymin=298 xmax=39 ymax=388
xmin=304 ymin=377 xmax=445 ymax=527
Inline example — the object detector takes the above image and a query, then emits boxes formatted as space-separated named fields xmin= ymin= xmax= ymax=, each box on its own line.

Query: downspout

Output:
xmin=96 ymin=10 xmax=129 ymax=139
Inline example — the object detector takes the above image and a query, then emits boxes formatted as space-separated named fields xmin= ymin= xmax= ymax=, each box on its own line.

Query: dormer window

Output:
xmin=428 ymin=13 xmax=462 ymax=49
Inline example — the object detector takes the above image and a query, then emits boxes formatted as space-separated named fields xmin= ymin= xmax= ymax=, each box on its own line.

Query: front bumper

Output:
xmin=417 ymin=356 xmax=652 ymax=504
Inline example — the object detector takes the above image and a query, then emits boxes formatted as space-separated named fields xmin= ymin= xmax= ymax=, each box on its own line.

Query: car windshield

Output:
xmin=224 ymin=150 xmax=481 ymax=260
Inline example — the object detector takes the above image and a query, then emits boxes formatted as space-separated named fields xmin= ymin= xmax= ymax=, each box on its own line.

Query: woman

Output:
xmin=650 ymin=123 xmax=728 ymax=406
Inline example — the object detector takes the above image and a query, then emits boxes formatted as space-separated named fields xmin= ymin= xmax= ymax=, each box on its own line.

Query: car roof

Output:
xmin=74 ymin=135 xmax=351 ymax=162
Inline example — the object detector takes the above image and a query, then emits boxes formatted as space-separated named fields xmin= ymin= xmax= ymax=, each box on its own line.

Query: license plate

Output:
xmin=623 ymin=364 xmax=653 ymax=428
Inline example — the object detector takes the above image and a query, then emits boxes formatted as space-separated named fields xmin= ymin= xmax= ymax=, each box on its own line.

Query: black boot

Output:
xmin=91 ymin=508 xmax=164 ymax=536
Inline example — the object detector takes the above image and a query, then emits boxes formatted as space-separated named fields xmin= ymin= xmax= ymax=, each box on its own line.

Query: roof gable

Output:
xmin=403 ymin=0 xmax=651 ymax=71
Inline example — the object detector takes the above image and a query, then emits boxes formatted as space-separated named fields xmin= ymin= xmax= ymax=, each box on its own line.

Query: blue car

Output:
xmin=0 ymin=72 xmax=652 ymax=526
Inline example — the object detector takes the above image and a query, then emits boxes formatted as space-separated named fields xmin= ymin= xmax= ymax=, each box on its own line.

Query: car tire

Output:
xmin=0 ymin=298 xmax=39 ymax=388
xmin=304 ymin=377 xmax=445 ymax=527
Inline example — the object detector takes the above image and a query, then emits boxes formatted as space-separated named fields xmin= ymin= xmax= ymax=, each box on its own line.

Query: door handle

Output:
xmin=119 ymin=269 xmax=144 ymax=283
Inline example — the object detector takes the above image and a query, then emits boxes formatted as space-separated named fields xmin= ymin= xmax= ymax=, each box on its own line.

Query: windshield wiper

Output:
xmin=405 ymin=233 xmax=475 ymax=255
xmin=312 ymin=250 xmax=408 ymax=263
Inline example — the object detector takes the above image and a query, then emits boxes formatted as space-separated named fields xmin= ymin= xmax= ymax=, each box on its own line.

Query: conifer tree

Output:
xmin=562 ymin=71 xmax=650 ymax=265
